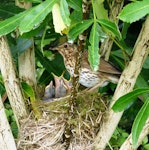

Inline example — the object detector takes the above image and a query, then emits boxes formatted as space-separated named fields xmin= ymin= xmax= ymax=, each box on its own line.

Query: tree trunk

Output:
xmin=15 ymin=1 xmax=37 ymax=89
xmin=94 ymin=16 xmax=149 ymax=149
xmin=18 ymin=45 xmax=37 ymax=88
xmin=0 ymin=36 xmax=28 ymax=127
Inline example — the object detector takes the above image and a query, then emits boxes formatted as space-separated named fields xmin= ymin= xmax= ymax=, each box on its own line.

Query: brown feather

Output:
xmin=81 ymin=49 xmax=121 ymax=75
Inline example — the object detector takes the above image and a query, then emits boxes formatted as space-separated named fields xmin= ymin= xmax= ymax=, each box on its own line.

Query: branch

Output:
xmin=94 ymin=16 xmax=149 ymax=149
xmin=0 ymin=36 xmax=28 ymax=127
xmin=0 ymin=96 xmax=17 ymax=149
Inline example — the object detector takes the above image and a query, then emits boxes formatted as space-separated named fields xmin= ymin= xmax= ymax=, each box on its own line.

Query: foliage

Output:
xmin=0 ymin=75 xmax=5 ymax=95
xmin=108 ymin=127 xmax=129 ymax=149
xmin=21 ymin=82 xmax=42 ymax=118
xmin=4 ymin=102 xmax=18 ymax=138
xmin=0 ymin=0 xmax=149 ymax=148
xmin=118 ymin=0 xmax=149 ymax=23
xmin=113 ymin=88 xmax=149 ymax=147
xmin=0 ymin=0 xmax=121 ymax=71
xmin=112 ymin=88 xmax=149 ymax=112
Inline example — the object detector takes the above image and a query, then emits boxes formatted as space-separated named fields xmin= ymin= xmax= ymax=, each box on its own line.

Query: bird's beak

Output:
xmin=50 ymin=44 xmax=64 ymax=51
xmin=50 ymin=47 xmax=57 ymax=51
xmin=50 ymin=45 xmax=61 ymax=51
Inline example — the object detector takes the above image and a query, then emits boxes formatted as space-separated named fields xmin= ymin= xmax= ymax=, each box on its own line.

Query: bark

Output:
xmin=15 ymin=1 xmax=36 ymax=89
xmin=0 ymin=36 xmax=28 ymax=127
xmin=16 ymin=1 xmax=41 ymax=118
xmin=18 ymin=46 xmax=36 ymax=88
xmin=0 ymin=96 xmax=17 ymax=150
xmin=120 ymin=118 xmax=149 ymax=150
xmin=94 ymin=16 xmax=149 ymax=149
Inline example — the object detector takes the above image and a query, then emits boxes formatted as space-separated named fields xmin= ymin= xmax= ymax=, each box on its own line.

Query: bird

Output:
xmin=51 ymin=42 xmax=121 ymax=89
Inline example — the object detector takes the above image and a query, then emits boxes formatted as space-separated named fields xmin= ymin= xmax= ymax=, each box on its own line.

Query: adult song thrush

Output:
xmin=52 ymin=42 xmax=121 ymax=88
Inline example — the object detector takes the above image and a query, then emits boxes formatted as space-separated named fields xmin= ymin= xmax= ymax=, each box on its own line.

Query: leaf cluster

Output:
xmin=0 ymin=0 xmax=149 ymax=148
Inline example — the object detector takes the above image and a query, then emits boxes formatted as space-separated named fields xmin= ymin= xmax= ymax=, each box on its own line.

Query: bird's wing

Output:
xmin=81 ymin=50 xmax=121 ymax=75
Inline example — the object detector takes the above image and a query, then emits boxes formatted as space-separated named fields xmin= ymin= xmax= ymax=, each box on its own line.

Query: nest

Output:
xmin=17 ymin=92 xmax=109 ymax=150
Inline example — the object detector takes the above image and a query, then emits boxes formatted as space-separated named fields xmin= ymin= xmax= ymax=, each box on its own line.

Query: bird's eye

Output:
xmin=64 ymin=44 xmax=68 ymax=48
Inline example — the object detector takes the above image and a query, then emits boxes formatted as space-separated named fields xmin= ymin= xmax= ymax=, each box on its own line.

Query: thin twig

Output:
xmin=64 ymin=1 xmax=91 ymax=149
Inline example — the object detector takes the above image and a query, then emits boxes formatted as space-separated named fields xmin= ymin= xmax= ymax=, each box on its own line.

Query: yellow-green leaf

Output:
xmin=21 ymin=82 xmax=35 ymax=102
xmin=19 ymin=0 xmax=56 ymax=34
xmin=52 ymin=3 xmax=67 ymax=34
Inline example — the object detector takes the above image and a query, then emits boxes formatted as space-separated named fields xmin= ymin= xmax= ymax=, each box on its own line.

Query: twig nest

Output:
xmin=17 ymin=91 xmax=109 ymax=149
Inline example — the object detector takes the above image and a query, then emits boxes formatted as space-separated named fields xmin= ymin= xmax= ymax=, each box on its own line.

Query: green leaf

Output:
xmin=10 ymin=121 xmax=18 ymax=138
xmin=136 ymin=75 xmax=149 ymax=88
xmin=118 ymin=0 xmax=149 ymax=23
xmin=94 ymin=0 xmax=108 ymax=20
xmin=0 ymin=80 xmax=5 ymax=96
xmin=19 ymin=0 xmax=56 ymax=34
xmin=25 ymin=0 xmax=42 ymax=3
xmin=112 ymin=88 xmax=149 ymax=112
xmin=21 ymin=16 xmax=50 ymax=38
xmin=111 ymin=52 xmax=125 ymax=69
xmin=21 ymin=82 xmax=35 ymax=102
xmin=5 ymin=109 xmax=10 ymax=118
xmin=0 ymin=11 xmax=28 ymax=35
xmin=121 ymin=22 xmax=130 ymax=40
xmin=144 ymin=144 xmax=149 ymax=149
xmin=68 ymin=19 xmax=93 ymax=41
xmin=67 ymin=0 xmax=82 ymax=11
xmin=70 ymin=10 xmax=83 ymax=23
xmin=143 ymin=56 xmax=149 ymax=69
xmin=38 ymin=69 xmax=53 ymax=85
xmin=135 ymin=75 xmax=149 ymax=101
xmin=0 ymin=3 xmax=24 ymax=19
xmin=21 ymin=82 xmax=41 ymax=119
xmin=60 ymin=0 xmax=71 ymax=26
xmin=132 ymin=97 xmax=149 ymax=148
xmin=97 ymin=19 xmax=121 ymax=40
xmin=88 ymin=22 xmax=100 ymax=71
xmin=35 ymin=48 xmax=65 ymax=76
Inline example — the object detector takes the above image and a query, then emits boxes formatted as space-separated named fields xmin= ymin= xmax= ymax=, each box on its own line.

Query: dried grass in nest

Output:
xmin=17 ymin=92 xmax=109 ymax=150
